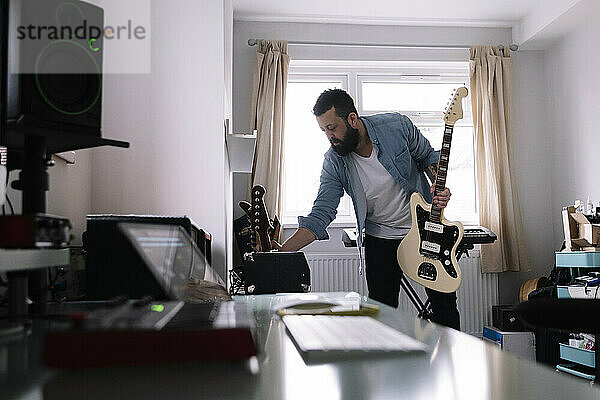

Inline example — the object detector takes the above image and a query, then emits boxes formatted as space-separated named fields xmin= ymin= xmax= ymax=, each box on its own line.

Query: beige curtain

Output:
xmin=250 ymin=40 xmax=290 ymax=218
xmin=469 ymin=46 xmax=530 ymax=273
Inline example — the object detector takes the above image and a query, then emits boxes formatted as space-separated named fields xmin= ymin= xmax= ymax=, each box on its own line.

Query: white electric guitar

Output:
xmin=396 ymin=87 xmax=468 ymax=293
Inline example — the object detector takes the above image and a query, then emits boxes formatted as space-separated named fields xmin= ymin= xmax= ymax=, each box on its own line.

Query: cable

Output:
xmin=6 ymin=194 xmax=14 ymax=215
xmin=4 ymin=169 xmax=14 ymax=214
xmin=1 ymin=162 xmax=7 ymax=216
xmin=228 ymin=267 xmax=245 ymax=295
xmin=5 ymin=194 xmax=13 ymax=214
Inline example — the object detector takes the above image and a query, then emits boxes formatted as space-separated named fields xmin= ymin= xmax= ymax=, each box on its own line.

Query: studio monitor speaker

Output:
xmin=6 ymin=0 xmax=103 ymax=135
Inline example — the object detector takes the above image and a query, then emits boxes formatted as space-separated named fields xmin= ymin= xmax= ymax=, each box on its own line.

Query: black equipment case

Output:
xmin=243 ymin=252 xmax=311 ymax=295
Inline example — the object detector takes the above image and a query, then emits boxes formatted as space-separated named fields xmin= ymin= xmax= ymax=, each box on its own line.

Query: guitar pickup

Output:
xmin=421 ymin=241 xmax=441 ymax=253
xmin=424 ymin=221 xmax=444 ymax=234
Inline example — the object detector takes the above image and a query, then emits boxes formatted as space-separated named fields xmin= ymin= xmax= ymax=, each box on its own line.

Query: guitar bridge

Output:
xmin=417 ymin=263 xmax=437 ymax=281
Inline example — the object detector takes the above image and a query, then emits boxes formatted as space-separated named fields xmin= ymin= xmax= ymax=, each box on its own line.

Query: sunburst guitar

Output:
xmin=396 ymin=86 xmax=468 ymax=293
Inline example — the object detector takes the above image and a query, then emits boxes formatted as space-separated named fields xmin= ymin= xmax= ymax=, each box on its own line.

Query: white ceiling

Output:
xmin=232 ymin=0 xmax=546 ymax=27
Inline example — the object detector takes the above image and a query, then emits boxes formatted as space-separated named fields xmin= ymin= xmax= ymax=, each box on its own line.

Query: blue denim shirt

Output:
xmin=298 ymin=112 xmax=440 ymax=248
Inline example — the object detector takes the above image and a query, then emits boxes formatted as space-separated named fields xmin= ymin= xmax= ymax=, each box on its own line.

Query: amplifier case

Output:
xmin=243 ymin=252 xmax=311 ymax=295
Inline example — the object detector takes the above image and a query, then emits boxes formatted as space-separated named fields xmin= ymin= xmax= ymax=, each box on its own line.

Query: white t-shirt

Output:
xmin=350 ymin=145 xmax=411 ymax=239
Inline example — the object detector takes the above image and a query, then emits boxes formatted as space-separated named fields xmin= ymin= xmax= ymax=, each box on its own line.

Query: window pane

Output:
xmin=419 ymin=125 xmax=478 ymax=224
xmin=362 ymin=82 xmax=467 ymax=114
xmin=282 ymin=80 xmax=354 ymax=223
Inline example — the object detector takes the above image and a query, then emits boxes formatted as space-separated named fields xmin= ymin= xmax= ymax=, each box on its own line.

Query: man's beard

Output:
xmin=330 ymin=121 xmax=360 ymax=156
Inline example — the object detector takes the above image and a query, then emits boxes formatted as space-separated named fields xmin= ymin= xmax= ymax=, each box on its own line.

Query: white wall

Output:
xmin=498 ymin=14 xmax=600 ymax=303
xmin=47 ymin=151 xmax=93 ymax=246
xmin=545 ymin=20 xmax=600 ymax=246
xmin=91 ymin=0 xmax=228 ymax=277
xmin=498 ymin=51 xmax=556 ymax=303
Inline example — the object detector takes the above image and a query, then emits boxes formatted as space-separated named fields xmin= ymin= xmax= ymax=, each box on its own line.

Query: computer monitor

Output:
xmin=119 ymin=223 xmax=225 ymax=301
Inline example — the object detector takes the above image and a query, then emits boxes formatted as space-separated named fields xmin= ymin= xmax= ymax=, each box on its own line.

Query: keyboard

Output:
xmin=462 ymin=226 xmax=497 ymax=245
xmin=282 ymin=315 xmax=427 ymax=357
xmin=342 ymin=226 xmax=497 ymax=247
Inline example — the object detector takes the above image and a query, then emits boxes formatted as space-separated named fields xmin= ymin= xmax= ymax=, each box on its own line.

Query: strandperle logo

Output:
xmin=16 ymin=19 xmax=146 ymax=48
xmin=14 ymin=0 xmax=152 ymax=75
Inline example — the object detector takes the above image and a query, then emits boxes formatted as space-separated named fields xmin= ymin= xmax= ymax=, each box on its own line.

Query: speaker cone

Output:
xmin=34 ymin=40 xmax=101 ymax=115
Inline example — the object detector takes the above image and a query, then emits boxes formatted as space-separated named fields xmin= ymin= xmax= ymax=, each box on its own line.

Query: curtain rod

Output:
xmin=247 ymin=39 xmax=519 ymax=51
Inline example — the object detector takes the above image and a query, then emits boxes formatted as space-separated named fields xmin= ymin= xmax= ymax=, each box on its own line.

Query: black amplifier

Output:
xmin=243 ymin=252 xmax=311 ymax=295
xmin=492 ymin=305 xmax=525 ymax=332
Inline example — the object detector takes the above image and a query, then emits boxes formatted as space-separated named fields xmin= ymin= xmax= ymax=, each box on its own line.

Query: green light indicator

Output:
xmin=151 ymin=304 xmax=165 ymax=312
xmin=89 ymin=38 xmax=99 ymax=52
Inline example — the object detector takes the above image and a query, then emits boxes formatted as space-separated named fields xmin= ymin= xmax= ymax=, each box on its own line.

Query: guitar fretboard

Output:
xmin=430 ymin=124 xmax=454 ymax=224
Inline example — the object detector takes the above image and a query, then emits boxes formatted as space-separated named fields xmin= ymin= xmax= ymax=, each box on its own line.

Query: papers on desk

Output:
xmin=274 ymin=292 xmax=379 ymax=316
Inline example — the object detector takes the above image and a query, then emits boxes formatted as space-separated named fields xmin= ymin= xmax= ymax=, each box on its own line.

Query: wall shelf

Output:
xmin=556 ymin=251 xmax=600 ymax=268
xmin=226 ymin=130 xmax=257 ymax=173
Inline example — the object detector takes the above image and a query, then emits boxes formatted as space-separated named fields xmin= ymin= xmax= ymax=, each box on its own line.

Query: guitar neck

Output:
xmin=250 ymin=186 xmax=272 ymax=251
xmin=430 ymin=123 xmax=454 ymax=223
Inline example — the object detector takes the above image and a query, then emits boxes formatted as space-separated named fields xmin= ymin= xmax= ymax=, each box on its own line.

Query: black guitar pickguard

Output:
xmin=415 ymin=204 xmax=460 ymax=279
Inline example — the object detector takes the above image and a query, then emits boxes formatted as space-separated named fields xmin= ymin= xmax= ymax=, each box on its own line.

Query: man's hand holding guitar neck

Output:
xmin=426 ymin=162 xmax=452 ymax=209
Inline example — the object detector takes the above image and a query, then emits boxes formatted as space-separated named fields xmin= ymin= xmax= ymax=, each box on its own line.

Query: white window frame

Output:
xmin=281 ymin=60 xmax=478 ymax=227
xmin=281 ymin=73 xmax=357 ymax=226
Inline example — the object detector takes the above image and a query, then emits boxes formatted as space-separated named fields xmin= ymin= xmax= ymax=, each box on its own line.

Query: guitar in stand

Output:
xmin=238 ymin=185 xmax=280 ymax=252
xmin=237 ymin=185 xmax=309 ymax=295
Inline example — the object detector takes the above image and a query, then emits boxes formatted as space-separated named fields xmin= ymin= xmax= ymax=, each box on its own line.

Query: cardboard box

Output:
xmin=562 ymin=207 xmax=600 ymax=251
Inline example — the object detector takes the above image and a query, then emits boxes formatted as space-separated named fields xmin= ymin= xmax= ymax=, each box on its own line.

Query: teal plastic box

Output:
xmin=559 ymin=343 xmax=595 ymax=368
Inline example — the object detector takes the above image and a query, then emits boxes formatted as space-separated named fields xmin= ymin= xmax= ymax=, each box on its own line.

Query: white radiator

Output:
xmin=305 ymin=250 xmax=498 ymax=336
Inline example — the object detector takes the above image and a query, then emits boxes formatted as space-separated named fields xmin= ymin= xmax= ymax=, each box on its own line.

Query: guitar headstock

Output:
xmin=443 ymin=86 xmax=468 ymax=125
xmin=239 ymin=184 xmax=273 ymax=252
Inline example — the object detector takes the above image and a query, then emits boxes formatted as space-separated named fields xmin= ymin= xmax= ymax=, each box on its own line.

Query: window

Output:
xmin=282 ymin=61 xmax=478 ymax=226
xmin=281 ymin=75 xmax=356 ymax=225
